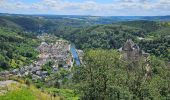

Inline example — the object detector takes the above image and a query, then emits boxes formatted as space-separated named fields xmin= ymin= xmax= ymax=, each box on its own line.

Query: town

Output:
xmin=0 ymin=35 xmax=83 ymax=81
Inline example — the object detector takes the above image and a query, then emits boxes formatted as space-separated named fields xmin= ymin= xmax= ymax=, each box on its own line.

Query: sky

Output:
xmin=0 ymin=0 xmax=170 ymax=16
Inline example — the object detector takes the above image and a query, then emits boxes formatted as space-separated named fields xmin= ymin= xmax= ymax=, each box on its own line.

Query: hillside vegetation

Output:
xmin=60 ymin=24 xmax=143 ymax=49
xmin=0 ymin=15 xmax=169 ymax=64
xmin=0 ymin=14 xmax=169 ymax=99
xmin=73 ymin=49 xmax=170 ymax=99
xmin=54 ymin=20 xmax=170 ymax=60
xmin=0 ymin=28 xmax=39 ymax=70
xmin=0 ymin=80 xmax=62 ymax=100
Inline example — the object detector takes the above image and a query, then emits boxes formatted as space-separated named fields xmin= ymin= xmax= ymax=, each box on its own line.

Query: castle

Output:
xmin=119 ymin=39 xmax=151 ymax=78
xmin=119 ymin=39 xmax=149 ymax=62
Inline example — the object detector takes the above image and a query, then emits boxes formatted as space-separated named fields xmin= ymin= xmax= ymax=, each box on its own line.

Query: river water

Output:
xmin=70 ymin=44 xmax=81 ymax=66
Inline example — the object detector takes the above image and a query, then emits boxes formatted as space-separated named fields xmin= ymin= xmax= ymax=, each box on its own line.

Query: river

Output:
xmin=70 ymin=44 xmax=81 ymax=66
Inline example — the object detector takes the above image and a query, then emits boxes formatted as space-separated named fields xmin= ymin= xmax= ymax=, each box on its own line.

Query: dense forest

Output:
xmin=54 ymin=21 xmax=170 ymax=61
xmin=73 ymin=49 xmax=170 ymax=99
xmin=0 ymin=14 xmax=169 ymax=99
xmin=0 ymin=28 xmax=39 ymax=70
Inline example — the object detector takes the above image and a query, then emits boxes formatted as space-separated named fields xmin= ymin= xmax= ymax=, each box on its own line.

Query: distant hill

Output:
xmin=0 ymin=13 xmax=169 ymax=60
xmin=0 ymin=18 xmax=22 ymax=30
xmin=0 ymin=13 xmax=170 ymax=28
xmin=118 ymin=20 xmax=162 ymax=32
xmin=58 ymin=24 xmax=144 ymax=49
xmin=0 ymin=13 xmax=93 ymax=33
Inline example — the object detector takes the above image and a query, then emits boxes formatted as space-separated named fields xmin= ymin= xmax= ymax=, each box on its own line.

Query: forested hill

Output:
xmin=59 ymin=24 xmax=144 ymax=49
xmin=54 ymin=21 xmax=170 ymax=60
xmin=0 ymin=15 xmax=93 ymax=33
xmin=118 ymin=20 xmax=170 ymax=32
xmin=0 ymin=13 xmax=169 ymax=99
xmin=0 ymin=28 xmax=39 ymax=70
xmin=0 ymin=13 xmax=170 ymax=33
xmin=118 ymin=21 xmax=170 ymax=60
xmin=0 ymin=14 xmax=169 ymax=61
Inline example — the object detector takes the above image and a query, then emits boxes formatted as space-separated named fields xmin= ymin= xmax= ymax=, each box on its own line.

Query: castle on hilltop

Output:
xmin=119 ymin=39 xmax=149 ymax=62
xmin=120 ymin=39 xmax=152 ymax=78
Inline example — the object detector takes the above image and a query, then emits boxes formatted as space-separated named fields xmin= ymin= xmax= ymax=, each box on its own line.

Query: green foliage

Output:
xmin=42 ymin=61 xmax=54 ymax=74
xmin=0 ymin=18 xmax=22 ymax=31
xmin=0 ymin=87 xmax=36 ymax=100
xmin=0 ymin=15 xmax=169 ymax=62
xmin=0 ymin=14 xmax=169 ymax=99
xmin=46 ymin=68 xmax=71 ymax=88
xmin=73 ymin=49 xmax=128 ymax=99
xmin=119 ymin=20 xmax=162 ymax=32
xmin=73 ymin=49 xmax=170 ymax=99
xmin=139 ymin=36 xmax=170 ymax=60
xmin=0 ymin=27 xmax=39 ymax=70
xmin=45 ymin=88 xmax=79 ymax=100
xmin=60 ymin=25 xmax=142 ymax=49
xmin=0 ymin=15 xmax=91 ymax=33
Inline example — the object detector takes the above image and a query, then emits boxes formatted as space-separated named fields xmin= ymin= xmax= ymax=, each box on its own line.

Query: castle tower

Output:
xmin=119 ymin=39 xmax=142 ymax=62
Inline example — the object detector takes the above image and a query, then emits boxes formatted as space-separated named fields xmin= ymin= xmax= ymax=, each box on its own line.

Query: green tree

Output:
xmin=73 ymin=50 xmax=170 ymax=100
xmin=73 ymin=49 xmax=132 ymax=100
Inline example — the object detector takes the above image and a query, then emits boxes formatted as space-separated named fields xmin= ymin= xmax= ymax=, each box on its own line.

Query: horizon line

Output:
xmin=0 ymin=12 xmax=170 ymax=17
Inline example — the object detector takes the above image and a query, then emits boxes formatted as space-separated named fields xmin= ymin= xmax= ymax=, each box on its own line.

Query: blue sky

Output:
xmin=0 ymin=0 xmax=170 ymax=16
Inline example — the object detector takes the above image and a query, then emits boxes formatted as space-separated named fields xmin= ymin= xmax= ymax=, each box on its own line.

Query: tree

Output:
xmin=73 ymin=49 xmax=133 ymax=100
xmin=73 ymin=50 xmax=170 ymax=100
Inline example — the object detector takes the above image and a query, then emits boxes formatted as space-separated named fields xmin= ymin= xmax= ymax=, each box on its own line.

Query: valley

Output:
xmin=0 ymin=14 xmax=169 ymax=100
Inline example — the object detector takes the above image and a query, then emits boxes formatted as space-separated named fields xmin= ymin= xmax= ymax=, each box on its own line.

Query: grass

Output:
xmin=0 ymin=87 xmax=36 ymax=100
xmin=45 ymin=88 xmax=79 ymax=100
xmin=0 ymin=80 xmax=62 ymax=100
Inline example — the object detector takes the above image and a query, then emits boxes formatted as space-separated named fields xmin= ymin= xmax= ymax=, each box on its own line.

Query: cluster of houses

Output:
xmin=0 ymin=39 xmax=74 ymax=80
xmin=37 ymin=40 xmax=73 ymax=69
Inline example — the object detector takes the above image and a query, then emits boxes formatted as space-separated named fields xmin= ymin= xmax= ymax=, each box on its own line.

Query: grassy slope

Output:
xmin=45 ymin=88 xmax=79 ymax=100
xmin=0 ymin=82 xmax=61 ymax=100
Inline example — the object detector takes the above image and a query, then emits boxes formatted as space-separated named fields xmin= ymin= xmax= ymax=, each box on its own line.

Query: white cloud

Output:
xmin=0 ymin=0 xmax=170 ymax=16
